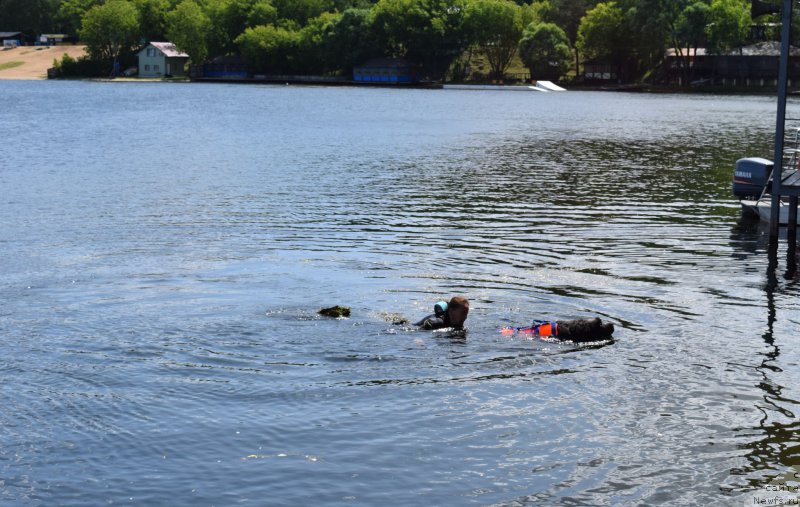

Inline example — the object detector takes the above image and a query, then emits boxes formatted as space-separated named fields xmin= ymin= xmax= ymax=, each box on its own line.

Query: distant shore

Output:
xmin=0 ymin=45 xmax=791 ymax=95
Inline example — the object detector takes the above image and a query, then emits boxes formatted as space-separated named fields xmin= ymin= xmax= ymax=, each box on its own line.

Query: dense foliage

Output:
xmin=465 ymin=0 xmax=524 ymax=79
xmin=78 ymin=0 xmax=141 ymax=62
xmin=519 ymin=21 xmax=571 ymax=80
xmin=166 ymin=0 xmax=212 ymax=63
xmin=0 ymin=0 xmax=783 ymax=83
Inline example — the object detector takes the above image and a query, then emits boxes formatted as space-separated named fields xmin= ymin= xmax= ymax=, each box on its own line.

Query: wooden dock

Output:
xmin=781 ymin=169 xmax=800 ymax=188
xmin=770 ymin=0 xmax=800 ymax=255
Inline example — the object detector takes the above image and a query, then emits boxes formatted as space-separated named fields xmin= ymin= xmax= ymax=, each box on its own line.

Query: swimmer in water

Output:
xmin=416 ymin=296 xmax=470 ymax=330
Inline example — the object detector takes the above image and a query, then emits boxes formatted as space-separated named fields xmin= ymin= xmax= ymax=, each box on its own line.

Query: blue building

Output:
xmin=353 ymin=58 xmax=419 ymax=84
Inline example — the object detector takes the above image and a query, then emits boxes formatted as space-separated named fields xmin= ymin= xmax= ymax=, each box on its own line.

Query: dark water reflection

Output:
xmin=1 ymin=81 xmax=799 ymax=505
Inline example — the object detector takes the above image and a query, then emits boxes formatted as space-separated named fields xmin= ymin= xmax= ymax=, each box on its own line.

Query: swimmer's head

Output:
xmin=434 ymin=301 xmax=448 ymax=318
xmin=446 ymin=296 xmax=469 ymax=328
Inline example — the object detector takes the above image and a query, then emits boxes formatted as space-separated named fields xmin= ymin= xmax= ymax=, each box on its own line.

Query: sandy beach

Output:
xmin=0 ymin=45 xmax=87 ymax=80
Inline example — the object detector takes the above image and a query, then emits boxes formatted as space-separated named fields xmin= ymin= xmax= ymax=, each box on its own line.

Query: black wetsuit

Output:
xmin=415 ymin=313 xmax=450 ymax=330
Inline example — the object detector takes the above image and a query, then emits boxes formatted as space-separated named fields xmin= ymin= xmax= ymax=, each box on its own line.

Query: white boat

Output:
xmin=733 ymin=156 xmax=800 ymax=225
xmin=740 ymin=198 xmax=800 ymax=225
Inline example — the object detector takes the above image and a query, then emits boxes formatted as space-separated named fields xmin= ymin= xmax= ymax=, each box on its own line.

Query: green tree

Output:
xmin=463 ymin=0 xmax=523 ymax=80
xmin=236 ymin=24 xmax=300 ymax=73
xmin=0 ymin=0 xmax=61 ymax=35
xmin=295 ymin=13 xmax=337 ymax=73
xmin=542 ymin=0 xmax=595 ymax=77
xmin=706 ymin=0 xmax=749 ymax=53
xmin=57 ymin=0 xmax=102 ymax=35
xmin=248 ymin=0 xmax=278 ymax=26
xmin=166 ymin=0 xmax=211 ymax=62
xmin=519 ymin=0 xmax=546 ymax=28
xmin=271 ymin=0 xmax=334 ymax=26
xmin=628 ymin=0 xmax=706 ymax=84
xmin=678 ymin=3 xmax=710 ymax=54
xmin=199 ymin=0 xmax=277 ymax=57
xmin=133 ymin=0 xmax=173 ymax=41
xmin=332 ymin=0 xmax=374 ymax=9
xmin=203 ymin=0 xmax=256 ymax=56
xmin=320 ymin=8 xmax=380 ymax=73
xmin=370 ymin=0 xmax=469 ymax=78
xmin=577 ymin=2 xmax=627 ymax=61
xmin=518 ymin=22 xmax=571 ymax=80
xmin=79 ymin=0 xmax=141 ymax=63
xmin=674 ymin=1 xmax=709 ymax=84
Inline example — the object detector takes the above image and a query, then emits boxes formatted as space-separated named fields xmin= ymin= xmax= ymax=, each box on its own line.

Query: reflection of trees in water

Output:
xmin=727 ymin=221 xmax=800 ymax=491
xmin=450 ymin=133 xmax=772 ymax=212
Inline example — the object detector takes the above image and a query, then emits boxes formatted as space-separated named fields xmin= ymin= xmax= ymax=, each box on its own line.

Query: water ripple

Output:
xmin=1 ymin=82 xmax=799 ymax=505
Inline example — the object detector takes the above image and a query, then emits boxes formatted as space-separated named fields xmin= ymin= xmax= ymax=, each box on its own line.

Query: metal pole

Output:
xmin=787 ymin=196 xmax=798 ymax=278
xmin=771 ymin=0 xmax=793 ymax=242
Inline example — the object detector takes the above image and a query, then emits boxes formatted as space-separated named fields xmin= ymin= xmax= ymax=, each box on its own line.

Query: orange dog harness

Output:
xmin=500 ymin=321 xmax=558 ymax=337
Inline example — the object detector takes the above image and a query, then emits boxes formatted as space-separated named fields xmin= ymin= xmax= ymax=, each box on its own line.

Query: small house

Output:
xmin=665 ymin=42 xmax=800 ymax=86
xmin=582 ymin=56 xmax=637 ymax=83
xmin=137 ymin=42 xmax=189 ymax=78
xmin=353 ymin=58 xmax=419 ymax=84
xmin=0 ymin=32 xmax=25 ymax=47
xmin=39 ymin=34 xmax=70 ymax=45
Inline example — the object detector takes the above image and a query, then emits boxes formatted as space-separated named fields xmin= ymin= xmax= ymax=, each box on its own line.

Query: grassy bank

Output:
xmin=0 ymin=45 xmax=87 ymax=80
xmin=0 ymin=61 xmax=24 ymax=71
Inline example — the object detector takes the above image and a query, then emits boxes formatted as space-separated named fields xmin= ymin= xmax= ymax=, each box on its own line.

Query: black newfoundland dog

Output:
xmin=555 ymin=317 xmax=615 ymax=342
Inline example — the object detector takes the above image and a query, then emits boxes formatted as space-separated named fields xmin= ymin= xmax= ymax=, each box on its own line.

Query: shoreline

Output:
xmin=4 ymin=73 xmax=795 ymax=95
xmin=1 ymin=47 xmax=794 ymax=95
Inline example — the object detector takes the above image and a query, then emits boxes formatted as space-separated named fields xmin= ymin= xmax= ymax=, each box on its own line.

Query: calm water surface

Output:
xmin=1 ymin=80 xmax=799 ymax=506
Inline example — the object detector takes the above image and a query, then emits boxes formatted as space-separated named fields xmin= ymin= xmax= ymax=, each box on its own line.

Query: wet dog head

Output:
xmin=556 ymin=317 xmax=614 ymax=342
xmin=446 ymin=296 xmax=470 ymax=328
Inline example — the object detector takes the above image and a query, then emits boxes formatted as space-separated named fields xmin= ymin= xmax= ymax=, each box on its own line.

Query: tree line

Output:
xmin=0 ymin=0 xmax=781 ymax=82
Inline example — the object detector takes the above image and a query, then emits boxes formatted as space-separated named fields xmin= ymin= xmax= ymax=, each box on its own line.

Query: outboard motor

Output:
xmin=732 ymin=157 xmax=773 ymax=200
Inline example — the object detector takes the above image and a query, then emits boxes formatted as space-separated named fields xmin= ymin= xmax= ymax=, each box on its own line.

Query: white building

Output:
xmin=137 ymin=42 xmax=189 ymax=78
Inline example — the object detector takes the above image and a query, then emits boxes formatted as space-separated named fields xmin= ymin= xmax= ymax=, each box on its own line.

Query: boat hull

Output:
xmin=443 ymin=84 xmax=543 ymax=91
xmin=741 ymin=199 xmax=800 ymax=225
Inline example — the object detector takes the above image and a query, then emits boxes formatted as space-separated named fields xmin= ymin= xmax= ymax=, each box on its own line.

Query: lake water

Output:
xmin=1 ymin=80 xmax=799 ymax=506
